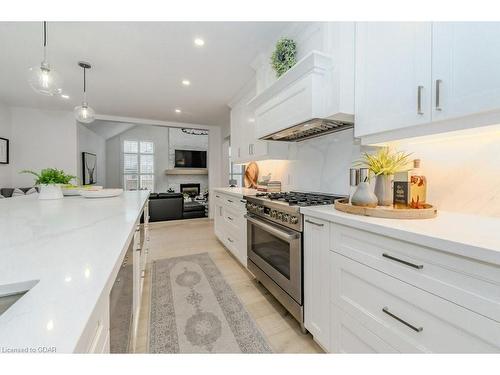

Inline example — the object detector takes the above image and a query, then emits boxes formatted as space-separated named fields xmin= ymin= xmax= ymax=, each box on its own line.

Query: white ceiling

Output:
xmin=0 ymin=22 xmax=292 ymax=126
xmin=83 ymin=120 xmax=136 ymax=139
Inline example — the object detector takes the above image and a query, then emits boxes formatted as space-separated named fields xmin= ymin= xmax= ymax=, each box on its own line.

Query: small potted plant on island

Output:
xmin=355 ymin=148 xmax=411 ymax=206
xmin=20 ymin=168 xmax=77 ymax=200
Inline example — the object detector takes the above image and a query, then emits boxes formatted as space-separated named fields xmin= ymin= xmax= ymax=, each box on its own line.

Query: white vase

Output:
xmin=374 ymin=174 xmax=393 ymax=206
xmin=38 ymin=184 xmax=64 ymax=200
xmin=351 ymin=182 xmax=378 ymax=208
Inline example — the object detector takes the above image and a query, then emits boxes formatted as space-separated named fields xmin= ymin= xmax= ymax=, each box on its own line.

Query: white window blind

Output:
xmin=123 ymin=140 xmax=155 ymax=191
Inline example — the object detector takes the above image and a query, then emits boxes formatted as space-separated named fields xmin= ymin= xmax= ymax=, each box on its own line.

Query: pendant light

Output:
xmin=27 ymin=21 xmax=63 ymax=96
xmin=74 ymin=61 xmax=95 ymax=123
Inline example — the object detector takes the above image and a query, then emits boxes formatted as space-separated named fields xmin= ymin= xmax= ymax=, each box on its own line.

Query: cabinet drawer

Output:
xmin=330 ymin=304 xmax=398 ymax=353
xmin=215 ymin=192 xmax=246 ymax=212
xmin=331 ymin=252 xmax=500 ymax=353
xmin=222 ymin=206 xmax=245 ymax=239
xmin=331 ymin=223 xmax=500 ymax=322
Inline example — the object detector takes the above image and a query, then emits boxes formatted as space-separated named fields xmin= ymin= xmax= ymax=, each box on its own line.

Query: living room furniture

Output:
xmin=148 ymin=193 xmax=183 ymax=222
xmin=183 ymin=200 xmax=206 ymax=219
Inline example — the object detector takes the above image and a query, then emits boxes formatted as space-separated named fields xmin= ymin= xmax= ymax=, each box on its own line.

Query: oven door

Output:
xmin=246 ymin=213 xmax=302 ymax=304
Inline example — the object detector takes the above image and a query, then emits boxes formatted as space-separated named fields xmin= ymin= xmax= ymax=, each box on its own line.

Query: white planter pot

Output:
xmin=38 ymin=184 xmax=64 ymax=200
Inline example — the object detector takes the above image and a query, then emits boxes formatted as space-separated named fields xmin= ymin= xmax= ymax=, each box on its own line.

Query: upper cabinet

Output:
xmin=229 ymin=86 xmax=288 ymax=164
xmin=431 ymin=22 xmax=500 ymax=122
xmin=355 ymin=22 xmax=500 ymax=143
xmin=355 ymin=23 xmax=432 ymax=137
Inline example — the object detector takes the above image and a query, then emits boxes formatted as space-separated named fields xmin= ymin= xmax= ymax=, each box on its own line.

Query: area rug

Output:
xmin=149 ymin=252 xmax=272 ymax=353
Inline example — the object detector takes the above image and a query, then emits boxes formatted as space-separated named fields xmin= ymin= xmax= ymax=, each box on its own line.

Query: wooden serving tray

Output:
xmin=334 ymin=199 xmax=437 ymax=219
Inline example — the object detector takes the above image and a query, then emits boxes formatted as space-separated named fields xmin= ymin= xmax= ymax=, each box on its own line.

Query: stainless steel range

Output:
xmin=244 ymin=191 xmax=346 ymax=333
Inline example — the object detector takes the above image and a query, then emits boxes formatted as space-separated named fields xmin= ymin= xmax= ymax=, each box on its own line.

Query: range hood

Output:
xmin=260 ymin=116 xmax=354 ymax=142
xmin=248 ymin=50 xmax=355 ymax=142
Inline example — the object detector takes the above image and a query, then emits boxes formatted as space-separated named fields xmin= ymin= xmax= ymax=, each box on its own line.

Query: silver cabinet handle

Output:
xmin=215 ymin=195 xmax=220 ymax=198
xmin=382 ymin=253 xmax=423 ymax=269
xmin=435 ymin=79 xmax=442 ymax=111
xmin=227 ymin=216 xmax=233 ymax=221
xmin=305 ymin=219 xmax=324 ymax=227
xmin=227 ymin=237 xmax=234 ymax=243
xmin=238 ymin=147 xmax=241 ymax=158
xmin=417 ymin=85 xmax=424 ymax=115
xmin=240 ymin=199 xmax=246 ymax=204
xmin=248 ymin=144 xmax=251 ymax=155
xmin=227 ymin=199 xmax=233 ymax=203
xmin=382 ymin=307 xmax=423 ymax=333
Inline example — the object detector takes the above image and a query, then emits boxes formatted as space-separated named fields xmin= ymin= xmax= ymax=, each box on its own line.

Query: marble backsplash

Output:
xmin=254 ymin=125 xmax=500 ymax=218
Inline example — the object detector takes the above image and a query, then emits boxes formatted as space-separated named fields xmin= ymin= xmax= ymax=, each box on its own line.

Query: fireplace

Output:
xmin=180 ymin=183 xmax=200 ymax=197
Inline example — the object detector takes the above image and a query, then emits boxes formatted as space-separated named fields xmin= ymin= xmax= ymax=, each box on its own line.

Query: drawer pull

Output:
xmin=227 ymin=237 xmax=234 ymax=243
xmin=240 ymin=199 xmax=246 ymax=204
xmin=382 ymin=307 xmax=423 ymax=333
xmin=305 ymin=219 xmax=324 ymax=227
xmin=216 ymin=195 xmax=220 ymax=198
xmin=141 ymin=270 xmax=146 ymax=279
xmin=227 ymin=199 xmax=234 ymax=203
xmin=382 ymin=253 xmax=423 ymax=269
xmin=227 ymin=216 xmax=233 ymax=221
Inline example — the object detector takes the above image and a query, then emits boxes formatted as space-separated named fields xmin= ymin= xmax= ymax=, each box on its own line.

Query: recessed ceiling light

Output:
xmin=194 ymin=38 xmax=205 ymax=47
xmin=61 ymin=94 xmax=70 ymax=99
xmin=175 ymin=109 xmax=182 ymax=113
xmin=182 ymin=80 xmax=191 ymax=86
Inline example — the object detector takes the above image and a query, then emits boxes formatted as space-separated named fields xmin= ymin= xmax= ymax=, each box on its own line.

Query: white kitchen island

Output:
xmin=0 ymin=191 xmax=149 ymax=353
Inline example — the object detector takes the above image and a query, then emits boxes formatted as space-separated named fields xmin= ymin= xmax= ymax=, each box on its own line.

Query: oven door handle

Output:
xmin=245 ymin=214 xmax=300 ymax=242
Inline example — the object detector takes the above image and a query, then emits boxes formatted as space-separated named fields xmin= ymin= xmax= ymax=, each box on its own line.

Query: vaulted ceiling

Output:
xmin=0 ymin=22 xmax=293 ymax=126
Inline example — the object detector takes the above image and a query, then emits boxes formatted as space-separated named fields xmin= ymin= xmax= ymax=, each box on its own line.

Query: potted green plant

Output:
xmin=20 ymin=168 xmax=77 ymax=200
xmin=271 ymin=38 xmax=297 ymax=77
xmin=355 ymin=148 xmax=411 ymax=206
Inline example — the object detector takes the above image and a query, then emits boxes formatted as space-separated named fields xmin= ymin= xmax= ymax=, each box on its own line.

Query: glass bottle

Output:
xmin=409 ymin=159 xmax=427 ymax=209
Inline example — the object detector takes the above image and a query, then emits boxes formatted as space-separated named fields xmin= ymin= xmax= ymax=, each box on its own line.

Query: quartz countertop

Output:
xmin=0 ymin=191 xmax=149 ymax=353
xmin=213 ymin=187 xmax=258 ymax=199
xmin=300 ymin=205 xmax=500 ymax=266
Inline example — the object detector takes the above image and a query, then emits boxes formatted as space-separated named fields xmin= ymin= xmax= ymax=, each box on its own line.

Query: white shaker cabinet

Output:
xmin=431 ymin=22 xmax=500 ymax=122
xmin=213 ymin=191 xmax=247 ymax=267
xmin=355 ymin=22 xmax=432 ymax=137
xmin=303 ymin=216 xmax=331 ymax=351
xmin=229 ymin=86 xmax=287 ymax=164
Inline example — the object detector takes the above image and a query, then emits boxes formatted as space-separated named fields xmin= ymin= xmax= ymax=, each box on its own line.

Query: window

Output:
xmin=228 ymin=144 xmax=245 ymax=187
xmin=123 ymin=140 xmax=155 ymax=191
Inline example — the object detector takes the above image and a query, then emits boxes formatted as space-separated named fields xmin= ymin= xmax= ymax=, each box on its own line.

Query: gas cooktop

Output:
xmin=254 ymin=191 xmax=344 ymax=207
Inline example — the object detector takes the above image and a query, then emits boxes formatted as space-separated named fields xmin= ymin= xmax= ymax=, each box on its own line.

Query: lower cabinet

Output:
xmin=213 ymin=192 xmax=247 ymax=267
xmin=303 ymin=216 xmax=331 ymax=351
xmin=303 ymin=217 xmax=500 ymax=353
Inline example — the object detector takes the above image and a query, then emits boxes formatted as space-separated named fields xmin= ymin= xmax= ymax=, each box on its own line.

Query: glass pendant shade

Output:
xmin=27 ymin=62 xmax=63 ymax=96
xmin=74 ymin=103 xmax=95 ymax=123
xmin=28 ymin=22 xmax=63 ymax=96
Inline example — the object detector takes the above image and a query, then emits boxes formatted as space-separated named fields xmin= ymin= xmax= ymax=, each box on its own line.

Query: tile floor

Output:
xmin=134 ymin=218 xmax=323 ymax=353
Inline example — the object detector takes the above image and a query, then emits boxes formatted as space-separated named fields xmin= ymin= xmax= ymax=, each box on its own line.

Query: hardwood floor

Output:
xmin=134 ymin=218 xmax=323 ymax=353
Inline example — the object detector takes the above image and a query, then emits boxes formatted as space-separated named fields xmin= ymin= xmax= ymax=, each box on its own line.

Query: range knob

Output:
xmin=282 ymin=214 xmax=289 ymax=223
xmin=258 ymin=206 xmax=264 ymax=213
xmin=277 ymin=212 xmax=283 ymax=220
xmin=270 ymin=210 xmax=277 ymax=218
xmin=290 ymin=216 xmax=299 ymax=224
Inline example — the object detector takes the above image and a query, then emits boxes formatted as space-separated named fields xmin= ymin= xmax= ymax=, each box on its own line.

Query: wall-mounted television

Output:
xmin=175 ymin=149 xmax=207 ymax=168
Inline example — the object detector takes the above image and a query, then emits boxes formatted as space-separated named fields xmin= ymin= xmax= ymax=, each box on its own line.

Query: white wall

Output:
xmin=10 ymin=107 xmax=77 ymax=187
xmin=106 ymin=124 xmax=169 ymax=191
xmin=0 ymin=102 xmax=12 ymax=187
xmin=77 ymin=124 xmax=106 ymax=186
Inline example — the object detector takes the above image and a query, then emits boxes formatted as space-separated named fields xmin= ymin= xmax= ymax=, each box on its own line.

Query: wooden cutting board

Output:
xmin=244 ymin=162 xmax=259 ymax=188
xmin=334 ymin=199 xmax=437 ymax=219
